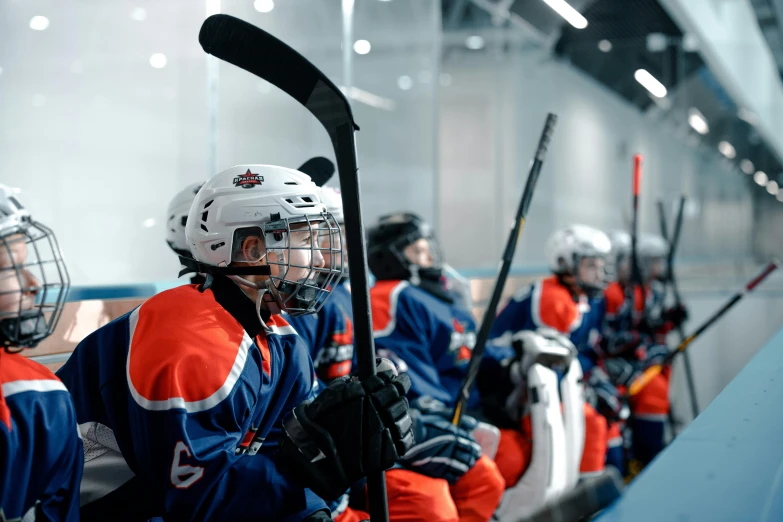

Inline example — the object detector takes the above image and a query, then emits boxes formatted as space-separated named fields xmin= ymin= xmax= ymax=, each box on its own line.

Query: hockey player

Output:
xmin=166 ymin=181 xmax=206 ymax=285
xmin=488 ymin=224 xmax=613 ymax=483
xmin=367 ymin=212 xmax=507 ymax=522
xmin=600 ymin=231 xmax=678 ymax=472
xmin=57 ymin=165 xmax=413 ymax=522
xmin=0 ymin=184 xmax=82 ymax=521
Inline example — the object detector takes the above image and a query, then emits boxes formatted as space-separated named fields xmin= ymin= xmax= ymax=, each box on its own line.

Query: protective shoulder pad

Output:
xmin=370 ymin=280 xmax=410 ymax=336
xmin=126 ymin=286 xmax=251 ymax=413
xmin=532 ymin=277 xmax=582 ymax=334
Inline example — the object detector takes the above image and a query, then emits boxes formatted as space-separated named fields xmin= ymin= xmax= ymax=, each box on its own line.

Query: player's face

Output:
xmin=578 ymin=256 xmax=606 ymax=290
xmin=403 ymin=238 xmax=435 ymax=268
xmin=647 ymin=256 xmax=666 ymax=282
xmin=279 ymin=223 xmax=325 ymax=282
xmin=318 ymin=224 xmax=344 ymax=270
xmin=0 ymin=235 xmax=39 ymax=315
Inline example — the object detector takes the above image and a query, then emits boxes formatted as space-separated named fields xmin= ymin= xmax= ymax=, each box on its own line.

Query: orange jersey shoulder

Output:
xmin=370 ymin=280 xmax=409 ymax=335
xmin=533 ymin=276 xmax=581 ymax=334
xmin=0 ymin=351 xmax=65 ymax=429
xmin=127 ymin=285 xmax=250 ymax=412
xmin=604 ymin=282 xmax=644 ymax=315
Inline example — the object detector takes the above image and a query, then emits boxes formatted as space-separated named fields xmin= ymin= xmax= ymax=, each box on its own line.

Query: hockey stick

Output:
xmin=515 ymin=468 xmax=624 ymax=522
xmin=628 ymin=260 xmax=779 ymax=396
xmin=657 ymin=196 xmax=699 ymax=420
xmin=452 ymin=113 xmax=558 ymax=425
xmin=298 ymin=156 xmax=335 ymax=187
xmin=198 ymin=15 xmax=390 ymax=521
xmin=624 ymin=155 xmax=645 ymax=330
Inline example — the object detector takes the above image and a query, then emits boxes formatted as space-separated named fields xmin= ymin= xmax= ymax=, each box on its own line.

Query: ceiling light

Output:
xmin=646 ymin=32 xmax=668 ymax=52
xmin=767 ymin=180 xmax=779 ymax=195
xmin=131 ymin=7 xmax=147 ymax=21
xmin=397 ymin=75 xmax=412 ymax=90
xmin=465 ymin=35 xmax=485 ymax=50
xmin=254 ymin=0 xmax=274 ymax=13
xmin=754 ymin=171 xmax=768 ymax=186
xmin=740 ymin=159 xmax=754 ymax=174
xmin=718 ymin=140 xmax=736 ymax=159
xmin=540 ymin=0 xmax=588 ymax=29
xmin=353 ymin=39 xmax=371 ymax=55
xmin=634 ymin=69 xmax=667 ymax=98
xmin=598 ymin=39 xmax=612 ymax=52
xmin=687 ymin=108 xmax=709 ymax=135
xmin=29 ymin=16 xmax=50 ymax=31
xmin=777 ymin=191 xmax=783 ymax=202
xmin=682 ymin=33 xmax=699 ymax=52
xmin=149 ymin=53 xmax=167 ymax=69
xmin=142 ymin=218 xmax=156 ymax=228
xmin=0 ymin=67 xmax=3 ymax=76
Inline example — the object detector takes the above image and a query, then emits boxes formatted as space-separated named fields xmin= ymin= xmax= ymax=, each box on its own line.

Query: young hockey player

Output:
xmin=0 ymin=184 xmax=82 ymax=521
xmin=488 ymin=224 xmax=613 ymax=483
xmin=367 ymin=212 xmax=507 ymax=522
xmin=600 ymin=231 xmax=680 ymax=473
xmin=57 ymin=165 xmax=413 ymax=522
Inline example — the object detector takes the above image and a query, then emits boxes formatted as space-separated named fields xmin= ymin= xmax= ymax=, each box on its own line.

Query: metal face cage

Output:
xmin=0 ymin=219 xmax=70 ymax=351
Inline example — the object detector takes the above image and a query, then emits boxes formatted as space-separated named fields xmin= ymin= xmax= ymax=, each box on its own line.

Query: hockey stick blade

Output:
xmin=200 ymin=15 xmax=357 ymax=134
xmin=200 ymin=14 xmax=389 ymax=522
xmin=516 ymin=468 xmax=624 ymax=522
xmin=298 ymin=157 xmax=335 ymax=187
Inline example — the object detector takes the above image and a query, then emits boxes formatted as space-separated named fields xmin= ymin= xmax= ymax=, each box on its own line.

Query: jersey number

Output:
xmin=170 ymin=441 xmax=204 ymax=489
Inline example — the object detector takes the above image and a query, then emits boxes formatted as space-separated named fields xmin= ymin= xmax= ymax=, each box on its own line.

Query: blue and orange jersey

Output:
xmin=488 ymin=276 xmax=604 ymax=372
xmin=288 ymin=280 xmax=354 ymax=386
xmin=1 ymin=351 xmax=82 ymax=521
xmin=56 ymin=276 xmax=325 ymax=521
xmin=370 ymin=280 xmax=507 ymax=410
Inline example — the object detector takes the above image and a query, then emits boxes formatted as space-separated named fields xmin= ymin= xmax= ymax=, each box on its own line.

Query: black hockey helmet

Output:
xmin=367 ymin=212 xmax=442 ymax=282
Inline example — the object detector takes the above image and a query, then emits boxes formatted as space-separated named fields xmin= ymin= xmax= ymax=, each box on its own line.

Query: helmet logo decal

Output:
xmin=233 ymin=169 xmax=265 ymax=189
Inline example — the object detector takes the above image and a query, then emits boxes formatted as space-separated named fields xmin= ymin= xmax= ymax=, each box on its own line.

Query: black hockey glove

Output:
xmin=399 ymin=397 xmax=482 ymax=484
xmin=662 ymin=304 xmax=689 ymax=329
xmin=604 ymin=357 xmax=642 ymax=388
xmin=587 ymin=368 xmax=629 ymax=423
xmin=643 ymin=344 xmax=670 ymax=369
xmin=279 ymin=361 xmax=414 ymax=500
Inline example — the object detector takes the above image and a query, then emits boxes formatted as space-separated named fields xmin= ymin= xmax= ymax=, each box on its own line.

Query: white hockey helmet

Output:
xmin=0 ymin=184 xmax=69 ymax=350
xmin=546 ymin=224 xmax=612 ymax=296
xmin=166 ymin=182 xmax=204 ymax=257
xmin=184 ymin=165 xmax=342 ymax=316
xmin=319 ymin=186 xmax=344 ymax=224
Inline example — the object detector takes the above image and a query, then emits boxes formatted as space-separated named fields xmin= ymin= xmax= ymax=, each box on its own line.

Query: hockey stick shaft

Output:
xmin=199 ymin=15 xmax=389 ymax=520
xmin=629 ymin=260 xmax=779 ymax=396
xmin=658 ymin=196 xmax=699 ymax=418
xmin=624 ymin=155 xmax=644 ymax=327
xmin=452 ymin=113 xmax=557 ymax=425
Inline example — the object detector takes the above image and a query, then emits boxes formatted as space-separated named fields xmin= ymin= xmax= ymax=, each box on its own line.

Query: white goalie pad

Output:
xmin=494 ymin=364 xmax=569 ymax=521
xmin=473 ymin=421 xmax=501 ymax=460
xmin=560 ymin=358 xmax=586 ymax=490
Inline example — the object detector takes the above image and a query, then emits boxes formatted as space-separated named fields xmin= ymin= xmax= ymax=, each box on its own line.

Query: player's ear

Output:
xmin=241 ymin=235 xmax=265 ymax=264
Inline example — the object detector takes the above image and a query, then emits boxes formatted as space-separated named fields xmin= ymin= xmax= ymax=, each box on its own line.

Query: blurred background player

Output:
xmin=599 ymin=231 xmax=684 ymax=476
xmin=166 ymin=181 xmax=206 ymax=285
xmin=57 ymin=165 xmax=413 ymax=522
xmin=0 ymin=184 xmax=82 ymax=521
xmin=367 ymin=212 xmax=508 ymax=522
xmin=488 ymin=224 xmax=613 ymax=482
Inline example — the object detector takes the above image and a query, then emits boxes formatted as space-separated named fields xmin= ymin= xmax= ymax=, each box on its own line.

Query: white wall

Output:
xmin=438 ymin=45 xmax=754 ymax=270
